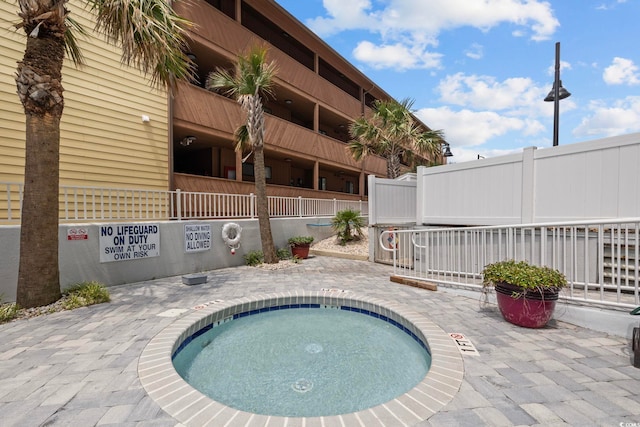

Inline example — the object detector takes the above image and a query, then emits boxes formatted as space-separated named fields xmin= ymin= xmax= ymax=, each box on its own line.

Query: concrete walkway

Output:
xmin=0 ymin=256 xmax=639 ymax=426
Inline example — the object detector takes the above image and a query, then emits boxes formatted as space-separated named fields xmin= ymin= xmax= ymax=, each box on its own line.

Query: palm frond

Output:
xmin=347 ymin=96 xmax=446 ymax=177
xmin=346 ymin=140 xmax=368 ymax=161
xmin=64 ymin=16 xmax=86 ymax=66
xmin=206 ymin=67 xmax=237 ymax=96
xmin=206 ymin=45 xmax=276 ymax=152
xmin=86 ymin=0 xmax=195 ymax=90
xmin=234 ymin=125 xmax=251 ymax=152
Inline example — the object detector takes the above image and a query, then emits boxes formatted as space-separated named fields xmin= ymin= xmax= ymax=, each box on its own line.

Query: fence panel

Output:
xmin=417 ymin=133 xmax=640 ymax=226
xmin=368 ymin=176 xmax=416 ymax=225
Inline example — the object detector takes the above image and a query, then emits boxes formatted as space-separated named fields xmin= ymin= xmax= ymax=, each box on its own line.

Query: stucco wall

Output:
xmin=0 ymin=217 xmax=336 ymax=303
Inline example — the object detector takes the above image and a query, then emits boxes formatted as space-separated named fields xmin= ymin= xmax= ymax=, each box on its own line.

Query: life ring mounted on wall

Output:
xmin=386 ymin=227 xmax=398 ymax=250
xmin=221 ymin=222 xmax=242 ymax=254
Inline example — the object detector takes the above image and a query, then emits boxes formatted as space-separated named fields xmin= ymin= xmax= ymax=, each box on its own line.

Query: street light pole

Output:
xmin=544 ymin=42 xmax=571 ymax=147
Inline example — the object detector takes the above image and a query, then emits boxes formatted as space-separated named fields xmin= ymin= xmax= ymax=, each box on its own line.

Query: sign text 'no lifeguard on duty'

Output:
xmin=99 ymin=223 xmax=160 ymax=263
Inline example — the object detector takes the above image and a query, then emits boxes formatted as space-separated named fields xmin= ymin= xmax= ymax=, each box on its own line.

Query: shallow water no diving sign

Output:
xmin=449 ymin=333 xmax=479 ymax=356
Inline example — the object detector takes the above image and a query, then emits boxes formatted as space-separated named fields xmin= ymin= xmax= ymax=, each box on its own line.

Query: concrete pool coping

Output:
xmin=138 ymin=290 xmax=464 ymax=426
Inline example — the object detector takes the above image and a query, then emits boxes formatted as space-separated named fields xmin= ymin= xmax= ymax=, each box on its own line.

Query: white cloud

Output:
xmin=415 ymin=106 xmax=537 ymax=147
xmin=306 ymin=0 xmax=377 ymax=36
xmin=573 ymin=97 xmax=640 ymax=137
xmin=436 ymin=73 xmax=547 ymax=111
xmin=412 ymin=72 xmax=579 ymax=153
xmin=603 ymin=57 xmax=640 ymax=85
xmin=353 ymin=41 xmax=442 ymax=70
xmin=597 ymin=0 xmax=628 ymax=10
xmin=378 ymin=0 xmax=558 ymax=41
xmin=465 ymin=43 xmax=483 ymax=60
xmin=307 ymin=0 xmax=559 ymax=70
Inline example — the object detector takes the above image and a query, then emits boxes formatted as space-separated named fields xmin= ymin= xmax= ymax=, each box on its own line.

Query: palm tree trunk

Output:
xmin=15 ymin=29 xmax=65 ymax=308
xmin=253 ymin=146 xmax=278 ymax=263
xmin=17 ymin=114 xmax=61 ymax=307
xmin=388 ymin=153 xmax=402 ymax=179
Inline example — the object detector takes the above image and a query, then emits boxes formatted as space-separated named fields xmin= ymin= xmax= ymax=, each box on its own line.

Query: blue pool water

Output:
xmin=172 ymin=306 xmax=431 ymax=417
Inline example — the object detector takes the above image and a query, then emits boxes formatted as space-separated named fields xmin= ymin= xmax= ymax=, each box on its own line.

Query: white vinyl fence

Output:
xmin=0 ymin=183 xmax=367 ymax=224
xmin=417 ymin=133 xmax=640 ymax=226
xmin=366 ymin=133 xmax=640 ymax=228
xmin=367 ymin=175 xmax=416 ymax=226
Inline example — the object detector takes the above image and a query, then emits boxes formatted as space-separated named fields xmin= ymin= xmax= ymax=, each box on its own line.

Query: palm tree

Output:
xmin=206 ymin=46 xmax=279 ymax=264
xmin=14 ymin=0 xmax=194 ymax=308
xmin=331 ymin=208 xmax=365 ymax=246
xmin=348 ymin=98 xmax=444 ymax=178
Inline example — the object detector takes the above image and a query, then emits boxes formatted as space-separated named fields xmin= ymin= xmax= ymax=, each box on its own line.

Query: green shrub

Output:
xmin=481 ymin=260 xmax=567 ymax=291
xmin=61 ymin=281 xmax=110 ymax=310
xmin=0 ymin=302 xmax=18 ymax=324
xmin=244 ymin=250 xmax=264 ymax=266
xmin=0 ymin=283 xmax=110 ymax=323
xmin=287 ymin=236 xmax=314 ymax=246
xmin=277 ymin=247 xmax=292 ymax=260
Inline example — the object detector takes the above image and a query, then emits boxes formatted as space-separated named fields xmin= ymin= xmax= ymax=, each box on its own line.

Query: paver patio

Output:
xmin=1 ymin=256 xmax=638 ymax=426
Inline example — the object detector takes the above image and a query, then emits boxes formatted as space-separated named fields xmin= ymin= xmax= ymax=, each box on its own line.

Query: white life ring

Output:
xmin=221 ymin=222 xmax=242 ymax=247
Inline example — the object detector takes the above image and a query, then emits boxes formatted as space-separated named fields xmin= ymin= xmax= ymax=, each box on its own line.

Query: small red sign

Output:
xmin=67 ymin=228 xmax=88 ymax=241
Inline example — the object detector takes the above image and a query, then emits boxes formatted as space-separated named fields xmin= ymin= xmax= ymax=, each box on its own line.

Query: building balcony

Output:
xmin=172 ymin=83 xmax=387 ymax=197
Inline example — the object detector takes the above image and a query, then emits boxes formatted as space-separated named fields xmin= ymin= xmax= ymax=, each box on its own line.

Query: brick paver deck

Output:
xmin=1 ymin=256 xmax=639 ymax=426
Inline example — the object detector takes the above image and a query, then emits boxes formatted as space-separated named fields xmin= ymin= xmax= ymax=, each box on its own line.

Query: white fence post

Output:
xmin=368 ymin=175 xmax=377 ymax=225
xmin=250 ymin=193 xmax=255 ymax=219
xmin=175 ymin=189 xmax=182 ymax=221
xmin=298 ymin=196 xmax=303 ymax=217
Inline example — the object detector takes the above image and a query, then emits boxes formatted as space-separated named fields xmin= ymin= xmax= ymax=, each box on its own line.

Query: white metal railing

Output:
xmin=1 ymin=182 xmax=367 ymax=223
xmin=378 ymin=218 xmax=640 ymax=309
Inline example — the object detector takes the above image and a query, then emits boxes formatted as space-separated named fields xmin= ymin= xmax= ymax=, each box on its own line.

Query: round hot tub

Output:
xmin=139 ymin=291 xmax=463 ymax=426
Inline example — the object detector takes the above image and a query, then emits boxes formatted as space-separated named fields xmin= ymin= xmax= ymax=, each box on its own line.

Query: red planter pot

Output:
xmin=495 ymin=282 xmax=558 ymax=328
xmin=291 ymin=244 xmax=310 ymax=259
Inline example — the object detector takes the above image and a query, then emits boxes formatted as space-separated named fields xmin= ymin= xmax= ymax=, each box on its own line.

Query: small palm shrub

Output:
xmin=331 ymin=208 xmax=365 ymax=245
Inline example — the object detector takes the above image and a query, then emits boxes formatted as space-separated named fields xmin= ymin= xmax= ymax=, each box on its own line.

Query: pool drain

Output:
xmin=292 ymin=379 xmax=313 ymax=393
xmin=305 ymin=343 xmax=323 ymax=353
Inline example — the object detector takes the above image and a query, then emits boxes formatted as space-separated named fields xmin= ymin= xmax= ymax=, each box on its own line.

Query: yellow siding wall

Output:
xmin=0 ymin=0 xmax=169 ymax=190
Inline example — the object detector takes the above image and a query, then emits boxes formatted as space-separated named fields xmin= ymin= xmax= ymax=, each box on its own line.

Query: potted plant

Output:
xmin=288 ymin=236 xmax=314 ymax=259
xmin=481 ymin=259 xmax=567 ymax=328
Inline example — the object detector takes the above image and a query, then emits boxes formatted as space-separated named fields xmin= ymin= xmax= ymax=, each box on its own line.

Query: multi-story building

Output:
xmin=0 ymin=0 xmax=444 ymax=211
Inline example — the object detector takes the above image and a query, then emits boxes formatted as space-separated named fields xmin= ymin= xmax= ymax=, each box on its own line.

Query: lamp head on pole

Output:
xmin=544 ymin=80 xmax=571 ymax=102
xmin=442 ymin=142 xmax=453 ymax=157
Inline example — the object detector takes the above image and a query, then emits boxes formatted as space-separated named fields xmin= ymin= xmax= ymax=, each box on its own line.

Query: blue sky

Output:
xmin=274 ymin=0 xmax=640 ymax=163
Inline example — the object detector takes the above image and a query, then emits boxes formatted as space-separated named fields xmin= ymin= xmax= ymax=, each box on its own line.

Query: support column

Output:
xmin=313 ymin=103 xmax=319 ymax=132
xmin=313 ymin=161 xmax=319 ymax=190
